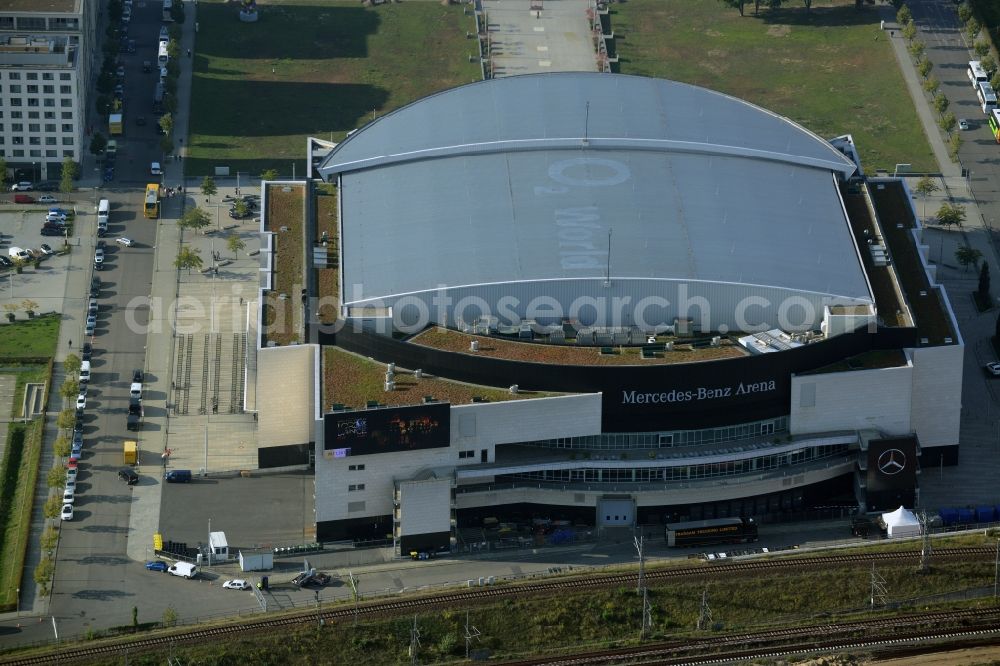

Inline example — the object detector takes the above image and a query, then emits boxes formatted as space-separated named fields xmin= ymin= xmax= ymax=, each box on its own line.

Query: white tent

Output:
xmin=881 ymin=506 xmax=921 ymax=538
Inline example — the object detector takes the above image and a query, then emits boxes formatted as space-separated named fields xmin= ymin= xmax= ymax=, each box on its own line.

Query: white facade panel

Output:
xmin=316 ymin=394 xmax=601 ymax=525
xmin=399 ymin=477 xmax=452 ymax=537
xmin=789 ymin=365 xmax=913 ymax=436
xmin=908 ymin=345 xmax=963 ymax=448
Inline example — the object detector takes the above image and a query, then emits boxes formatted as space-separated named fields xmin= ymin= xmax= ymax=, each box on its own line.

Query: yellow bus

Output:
xmin=143 ymin=183 xmax=160 ymax=219
xmin=989 ymin=109 xmax=1000 ymax=143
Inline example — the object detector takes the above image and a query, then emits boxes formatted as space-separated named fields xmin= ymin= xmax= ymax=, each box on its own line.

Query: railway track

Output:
xmin=2 ymin=546 xmax=994 ymax=665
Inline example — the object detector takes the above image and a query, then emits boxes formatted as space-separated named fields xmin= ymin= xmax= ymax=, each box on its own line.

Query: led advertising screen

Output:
xmin=324 ymin=403 xmax=451 ymax=455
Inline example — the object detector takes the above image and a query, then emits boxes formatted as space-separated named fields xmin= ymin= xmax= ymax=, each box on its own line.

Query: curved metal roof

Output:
xmin=320 ymin=73 xmax=870 ymax=309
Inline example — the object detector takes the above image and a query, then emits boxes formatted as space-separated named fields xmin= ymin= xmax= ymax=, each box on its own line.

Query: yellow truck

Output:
xmin=123 ymin=440 xmax=137 ymax=465
xmin=108 ymin=113 xmax=123 ymax=136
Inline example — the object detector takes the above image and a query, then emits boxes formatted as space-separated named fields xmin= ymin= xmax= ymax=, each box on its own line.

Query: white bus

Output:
xmin=157 ymin=41 xmax=169 ymax=67
xmin=978 ymin=81 xmax=998 ymax=114
xmin=968 ymin=60 xmax=989 ymax=88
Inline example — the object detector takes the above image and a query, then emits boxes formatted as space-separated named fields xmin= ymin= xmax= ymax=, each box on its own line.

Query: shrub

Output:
xmin=897 ymin=4 xmax=911 ymax=25
xmin=917 ymin=57 xmax=933 ymax=78
xmin=975 ymin=40 xmax=991 ymax=59
xmin=922 ymin=76 xmax=939 ymax=94
xmin=934 ymin=91 xmax=949 ymax=115
xmin=908 ymin=40 xmax=925 ymax=59
xmin=939 ymin=111 xmax=956 ymax=133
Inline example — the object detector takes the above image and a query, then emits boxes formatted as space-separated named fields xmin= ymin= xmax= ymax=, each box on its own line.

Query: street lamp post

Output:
xmin=16 ymin=587 xmax=19 ymax=616
xmin=32 ymin=161 xmax=37 ymax=184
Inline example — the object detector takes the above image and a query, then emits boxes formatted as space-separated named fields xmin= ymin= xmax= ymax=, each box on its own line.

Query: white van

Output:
xmin=157 ymin=42 xmax=169 ymax=67
xmin=79 ymin=361 xmax=91 ymax=384
xmin=167 ymin=562 xmax=197 ymax=578
xmin=7 ymin=247 xmax=29 ymax=261
xmin=130 ymin=382 xmax=142 ymax=399
xmin=97 ymin=199 xmax=110 ymax=225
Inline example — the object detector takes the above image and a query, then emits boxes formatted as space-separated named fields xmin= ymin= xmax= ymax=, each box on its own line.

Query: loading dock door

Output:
xmin=598 ymin=498 xmax=634 ymax=526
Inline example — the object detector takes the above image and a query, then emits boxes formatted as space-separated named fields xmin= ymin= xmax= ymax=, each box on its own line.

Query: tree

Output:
xmin=958 ymin=2 xmax=972 ymax=23
xmin=178 ymin=207 xmax=211 ymax=234
xmin=158 ymin=113 xmax=174 ymax=138
xmin=40 ymin=527 xmax=59 ymax=551
xmin=89 ymin=133 xmax=107 ymax=156
xmin=34 ymin=556 xmax=54 ymax=595
xmin=232 ymin=200 xmax=250 ymax=219
xmin=47 ymin=466 xmax=66 ymax=489
xmin=60 ymin=379 xmax=79 ymax=400
xmin=56 ymin=409 xmax=76 ymax=430
xmin=967 ymin=18 xmax=981 ymax=42
xmin=902 ymin=20 xmax=917 ymax=42
xmin=933 ymin=91 xmax=949 ymax=115
xmin=896 ymin=4 xmax=911 ymax=24
xmin=980 ymin=261 xmax=991 ymax=298
xmin=261 ymin=168 xmax=279 ymax=182
xmin=992 ymin=73 xmax=1000 ymax=95
xmin=174 ymin=247 xmax=204 ymax=274
xmin=922 ymin=76 xmax=939 ymax=95
xmin=938 ymin=111 xmax=956 ymax=133
xmin=913 ymin=176 xmax=939 ymax=220
xmin=43 ymin=496 xmax=62 ymax=520
xmin=201 ymin=176 xmax=218 ymax=202
xmin=63 ymin=353 xmax=81 ymax=375
xmin=917 ymin=57 xmax=933 ymax=79
xmin=719 ymin=0 xmax=746 ymax=15
xmin=0 ymin=157 xmax=8 ymax=183
xmin=937 ymin=202 xmax=967 ymax=227
xmin=3 ymin=302 xmax=18 ymax=322
xmin=54 ymin=434 xmax=70 ymax=458
xmin=227 ymin=234 xmax=247 ymax=259
xmin=96 ymin=71 xmax=115 ymax=96
xmin=956 ymin=244 xmax=982 ymax=271
xmin=908 ymin=40 xmax=925 ymax=59
xmin=60 ymin=158 xmax=78 ymax=194
xmin=21 ymin=299 xmax=39 ymax=317
xmin=975 ymin=39 xmax=991 ymax=59
xmin=162 ymin=606 xmax=178 ymax=627
xmin=949 ymin=131 xmax=963 ymax=161
xmin=132 ymin=606 xmax=139 ymax=629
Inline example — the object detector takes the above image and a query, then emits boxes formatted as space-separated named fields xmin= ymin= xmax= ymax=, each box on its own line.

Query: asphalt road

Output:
xmin=908 ymin=1 xmax=1000 ymax=218
xmin=104 ymin=0 xmax=170 ymax=187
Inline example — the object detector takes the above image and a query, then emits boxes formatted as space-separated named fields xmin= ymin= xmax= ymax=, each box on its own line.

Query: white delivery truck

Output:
xmin=167 ymin=562 xmax=198 ymax=578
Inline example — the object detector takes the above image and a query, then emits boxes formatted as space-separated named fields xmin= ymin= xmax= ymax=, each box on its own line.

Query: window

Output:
xmin=45 ymin=124 xmax=55 ymax=132
xmin=0 ymin=18 xmax=12 ymax=30
xmin=61 ymin=137 xmax=72 ymax=145
xmin=60 ymin=123 xmax=71 ymax=132
xmin=9 ymin=73 xmax=20 ymax=80
xmin=17 ymin=17 xmax=45 ymax=31
xmin=26 ymin=73 xmax=37 ymax=81
xmin=59 ymin=85 xmax=70 ymax=94
xmin=60 ymin=112 xmax=71 ymax=119
xmin=49 ymin=18 xmax=79 ymax=30
xmin=43 ymin=99 xmax=55 ymax=108
xmin=28 ymin=137 xmax=40 ymax=145
xmin=9 ymin=85 xmax=21 ymax=94
xmin=26 ymin=85 xmax=37 ymax=94
xmin=43 ymin=85 xmax=54 ymax=94
xmin=59 ymin=73 xmax=70 ymax=81
xmin=12 ymin=149 xmax=22 ymax=157
xmin=45 ymin=149 xmax=56 ymax=157
xmin=59 ymin=99 xmax=71 ymax=107
xmin=62 ymin=150 xmax=73 ymax=158
xmin=44 ymin=112 xmax=54 ymax=119
xmin=348 ymin=464 xmax=365 ymax=471
xmin=42 ymin=73 xmax=53 ymax=81
xmin=348 ymin=484 xmax=365 ymax=492
xmin=27 ymin=111 xmax=37 ymax=119
xmin=45 ymin=137 xmax=56 ymax=146
xmin=28 ymin=123 xmax=39 ymax=132
xmin=458 ymin=450 xmax=474 ymax=459
xmin=10 ymin=112 xmax=20 ymax=119
xmin=11 ymin=123 xmax=22 ymax=132
xmin=27 ymin=99 xmax=38 ymax=107
xmin=29 ymin=149 xmax=40 ymax=157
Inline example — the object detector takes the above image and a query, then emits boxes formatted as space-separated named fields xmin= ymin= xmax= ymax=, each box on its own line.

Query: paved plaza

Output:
xmin=482 ymin=0 xmax=598 ymax=77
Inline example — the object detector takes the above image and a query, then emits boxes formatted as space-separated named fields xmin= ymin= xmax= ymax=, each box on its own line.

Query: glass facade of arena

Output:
xmin=524 ymin=416 xmax=788 ymax=451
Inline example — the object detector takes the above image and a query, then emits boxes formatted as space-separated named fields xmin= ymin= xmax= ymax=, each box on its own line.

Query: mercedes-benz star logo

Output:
xmin=877 ymin=448 xmax=906 ymax=475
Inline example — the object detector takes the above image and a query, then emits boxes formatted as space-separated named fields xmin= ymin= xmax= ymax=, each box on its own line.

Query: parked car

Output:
xmin=70 ymin=442 xmax=81 ymax=460
xmin=118 ymin=468 xmax=139 ymax=485
xmin=127 ymin=39 xmax=136 ymax=53
xmin=150 ymin=162 xmax=162 ymax=176
xmin=142 ymin=60 xmax=152 ymax=73
xmin=132 ymin=368 xmax=144 ymax=383
xmin=40 ymin=228 xmax=63 ymax=237
xmin=81 ymin=342 xmax=93 ymax=361
xmin=66 ymin=467 xmax=78 ymax=482
xmin=90 ymin=277 xmax=101 ymax=298
xmin=94 ymin=248 xmax=104 ymax=267
xmin=10 ymin=181 xmax=33 ymax=191
xmin=49 ymin=207 xmax=74 ymax=219
xmin=60 ymin=504 xmax=74 ymax=521
xmin=116 ymin=237 xmax=134 ymax=247
xmin=39 ymin=244 xmax=54 ymax=255
xmin=229 ymin=208 xmax=253 ymax=220
xmin=37 ymin=194 xmax=58 ymax=204
xmin=0 ymin=256 xmax=11 ymax=267
xmin=223 ymin=579 xmax=251 ymax=590
xmin=959 ymin=118 xmax=970 ymax=131
xmin=72 ymin=431 xmax=83 ymax=448
xmin=75 ymin=393 xmax=87 ymax=410
xmin=985 ymin=362 xmax=1000 ymax=377
xmin=145 ymin=561 xmax=168 ymax=572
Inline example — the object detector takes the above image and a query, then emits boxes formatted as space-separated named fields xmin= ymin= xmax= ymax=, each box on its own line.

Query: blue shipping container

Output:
xmin=939 ymin=508 xmax=959 ymax=526
xmin=957 ymin=508 xmax=975 ymax=524
xmin=977 ymin=506 xmax=997 ymax=522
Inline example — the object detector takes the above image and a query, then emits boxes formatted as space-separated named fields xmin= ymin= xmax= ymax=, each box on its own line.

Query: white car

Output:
xmin=959 ymin=118 xmax=970 ymax=131
xmin=222 ymin=579 xmax=251 ymax=590
xmin=10 ymin=181 xmax=32 ymax=191
xmin=37 ymin=194 xmax=58 ymax=204
xmin=64 ymin=478 xmax=76 ymax=492
xmin=60 ymin=504 xmax=74 ymax=521
xmin=62 ymin=488 xmax=75 ymax=504
xmin=40 ymin=244 xmax=54 ymax=255
xmin=150 ymin=162 xmax=162 ymax=176
xmin=985 ymin=362 xmax=1000 ymax=377
xmin=116 ymin=237 xmax=134 ymax=247
xmin=94 ymin=248 xmax=104 ymax=265
xmin=75 ymin=393 xmax=87 ymax=410
xmin=66 ymin=467 xmax=78 ymax=482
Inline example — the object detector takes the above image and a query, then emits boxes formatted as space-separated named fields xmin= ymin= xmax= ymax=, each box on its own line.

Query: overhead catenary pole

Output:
xmin=634 ymin=534 xmax=645 ymax=594
xmin=408 ymin=615 xmax=421 ymax=666
xmin=464 ymin=610 xmax=481 ymax=660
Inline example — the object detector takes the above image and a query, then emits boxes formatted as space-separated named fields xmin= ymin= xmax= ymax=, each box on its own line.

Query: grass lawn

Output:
xmin=612 ymin=0 xmax=936 ymax=173
xmin=0 ymin=314 xmax=60 ymax=358
xmin=0 ymin=420 xmax=43 ymax=612
xmin=323 ymin=347 xmax=552 ymax=412
xmin=187 ymin=0 xmax=480 ymax=177
xmin=263 ymin=184 xmax=305 ymax=346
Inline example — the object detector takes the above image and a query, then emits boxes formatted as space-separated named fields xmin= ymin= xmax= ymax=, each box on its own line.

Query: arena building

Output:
xmin=256 ymin=73 xmax=962 ymax=553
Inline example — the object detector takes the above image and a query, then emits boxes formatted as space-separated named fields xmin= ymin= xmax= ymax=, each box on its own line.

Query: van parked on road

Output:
xmin=8 ymin=247 xmax=29 ymax=261
xmin=165 ymin=469 xmax=192 ymax=483
xmin=79 ymin=361 xmax=91 ymax=384
xmin=168 ymin=562 xmax=197 ymax=578
xmin=97 ymin=199 xmax=110 ymax=225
